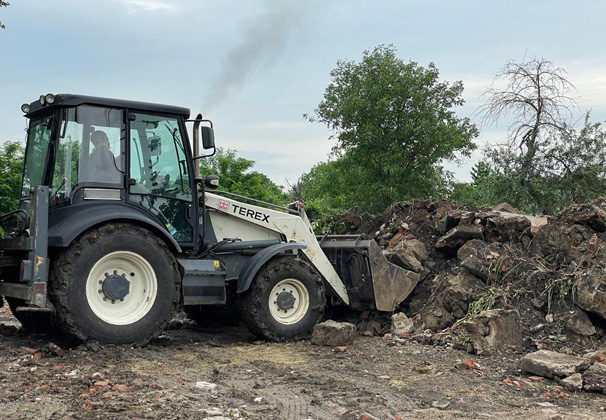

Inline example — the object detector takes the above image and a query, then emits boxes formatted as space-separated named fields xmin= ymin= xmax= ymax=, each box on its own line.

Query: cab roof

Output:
xmin=25 ymin=94 xmax=191 ymax=119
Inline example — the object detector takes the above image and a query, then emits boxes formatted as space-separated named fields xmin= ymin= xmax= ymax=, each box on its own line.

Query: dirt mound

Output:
xmin=330 ymin=198 xmax=606 ymax=355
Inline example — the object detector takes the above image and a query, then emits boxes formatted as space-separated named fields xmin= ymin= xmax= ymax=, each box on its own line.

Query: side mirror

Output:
xmin=201 ymin=126 xmax=215 ymax=150
xmin=204 ymin=174 xmax=219 ymax=189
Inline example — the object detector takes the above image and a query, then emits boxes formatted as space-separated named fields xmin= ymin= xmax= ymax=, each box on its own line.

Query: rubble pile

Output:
xmin=325 ymin=198 xmax=606 ymax=395
xmin=331 ymin=198 xmax=606 ymax=355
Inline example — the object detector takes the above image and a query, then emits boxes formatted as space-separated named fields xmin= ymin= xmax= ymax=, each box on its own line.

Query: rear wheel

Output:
xmin=238 ymin=256 xmax=325 ymax=341
xmin=49 ymin=223 xmax=179 ymax=345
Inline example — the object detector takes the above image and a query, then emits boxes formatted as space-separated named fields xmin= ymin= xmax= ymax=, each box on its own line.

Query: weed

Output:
xmin=467 ymin=287 xmax=510 ymax=317
xmin=544 ymin=274 xmax=577 ymax=314
xmin=467 ymin=280 xmax=526 ymax=318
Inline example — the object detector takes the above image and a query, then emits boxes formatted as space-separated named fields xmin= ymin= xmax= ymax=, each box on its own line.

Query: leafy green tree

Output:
xmin=201 ymin=148 xmax=286 ymax=205
xmin=0 ymin=1 xmax=9 ymax=29
xmin=305 ymin=45 xmax=478 ymax=214
xmin=449 ymin=160 xmax=515 ymax=205
xmin=295 ymin=159 xmax=350 ymax=223
xmin=553 ymin=114 xmax=606 ymax=205
xmin=0 ymin=141 xmax=24 ymax=213
xmin=481 ymin=115 xmax=606 ymax=213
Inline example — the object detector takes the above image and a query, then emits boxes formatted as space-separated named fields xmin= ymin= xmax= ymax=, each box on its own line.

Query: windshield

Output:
xmin=21 ymin=114 xmax=54 ymax=198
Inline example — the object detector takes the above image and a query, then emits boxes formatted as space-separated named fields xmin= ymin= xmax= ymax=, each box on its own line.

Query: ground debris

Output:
xmin=521 ymin=350 xmax=589 ymax=379
xmin=311 ymin=320 xmax=356 ymax=346
xmin=3 ymin=199 xmax=606 ymax=418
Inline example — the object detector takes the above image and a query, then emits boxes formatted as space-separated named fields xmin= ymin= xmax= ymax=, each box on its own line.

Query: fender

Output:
xmin=237 ymin=242 xmax=307 ymax=293
xmin=48 ymin=202 xmax=182 ymax=253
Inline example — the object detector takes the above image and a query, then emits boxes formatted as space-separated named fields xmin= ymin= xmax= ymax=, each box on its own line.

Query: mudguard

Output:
xmin=237 ymin=242 xmax=307 ymax=293
xmin=47 ymin=202 xmax=182 ymax=253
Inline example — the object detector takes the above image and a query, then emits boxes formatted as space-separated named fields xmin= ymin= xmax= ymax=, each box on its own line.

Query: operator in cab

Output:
xmin=83 ymin=130 xmax=121 ymax=184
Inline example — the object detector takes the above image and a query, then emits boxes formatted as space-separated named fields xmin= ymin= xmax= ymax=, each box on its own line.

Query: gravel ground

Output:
xmin=0 ymin=307 xmax=604 ymax=420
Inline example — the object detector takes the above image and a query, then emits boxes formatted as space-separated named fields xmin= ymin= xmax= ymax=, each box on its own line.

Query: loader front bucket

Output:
xmin=318 ymin=235 xmax=420 ymax=311
xmin=367 ymin=240 xmax=420 ymax=311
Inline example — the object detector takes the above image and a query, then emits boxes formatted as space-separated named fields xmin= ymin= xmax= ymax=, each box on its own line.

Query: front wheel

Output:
xmin=49 ymin=223 xmax=179 ymax=345
xmin=238 ymin=256 xmax=325 ymax=342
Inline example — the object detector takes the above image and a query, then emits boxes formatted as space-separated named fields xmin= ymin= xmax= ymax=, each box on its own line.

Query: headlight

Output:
xmin=0 ymin=210 xmax=28 ymax=237
xmin=39 ymin=95 xmax=46 ymax=105
xmin=21 ymin=103 xmax=30 ymax=113
xmin=45 ymin=93 xmax=55 ymax=104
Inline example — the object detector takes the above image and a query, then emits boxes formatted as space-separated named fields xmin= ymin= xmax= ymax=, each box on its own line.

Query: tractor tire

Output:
xmin=238 ymin=256 xmax=325 ymax=342
xmin=6 ymin=297 xmax=53 ymax=333
xmin=48 ymin=223 xmax=179 ymax=345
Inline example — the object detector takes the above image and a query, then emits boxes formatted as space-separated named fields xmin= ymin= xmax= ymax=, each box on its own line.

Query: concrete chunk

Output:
xmin=559 ymin=373 xmax=583 ymax=392
xmin=457 ymin=309 xmax=523 ymax=355
xmin=311 ymin=320 xmax=356 ymax=347
xmin=435 ymin=225 xmax=485 ymax=250
xmin=391 ymin=312 xmax=414 ymax=336
xmin=520 ymin=350 xmax=589 ymax=379
xmin=583 ymin=362 xmax=606 ymax=393
xmin=576 ymin=272 xmax=606 ymax=321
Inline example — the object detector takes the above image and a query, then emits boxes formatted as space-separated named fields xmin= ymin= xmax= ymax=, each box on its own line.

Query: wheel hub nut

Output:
xmin=101 ymin=274 xmax=130 ymax=301
xmin=276 ymin=291 xmax=296 ymax=311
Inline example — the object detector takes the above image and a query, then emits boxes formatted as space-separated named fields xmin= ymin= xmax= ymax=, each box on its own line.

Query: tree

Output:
xmin=477 ymin=57 xmax=580 ymax=213
xmin=201 ymin=148 xmax=286 ymax=205
xmin=0 ymin=141 xmax=24 ymax=214
xmin=542 ymin=114 xmax=606 ymax=206
xmin=0 ymin=1 xmax=9 ymax=29
xmin=305 ymin=45 xmax=478 ymax=213
xmin=294 ymin=159 xmax=350 ymax=224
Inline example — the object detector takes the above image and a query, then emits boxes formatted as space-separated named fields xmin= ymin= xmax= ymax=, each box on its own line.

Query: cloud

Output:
xmin=444 ymin=130 xmax=508 ymax=183
xmin=564 ymin=60 xmax=606 ymax=112
xmin=249 ymin=121 xmax=310 ymax=130
xmin=221 ymin=128 xmax=334 ymax=186
xmin=116 ymin=0 xmax=175 ymax=12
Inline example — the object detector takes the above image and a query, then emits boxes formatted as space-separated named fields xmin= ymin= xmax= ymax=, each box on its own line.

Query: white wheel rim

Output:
xmin=268 ymin=278 xmax=310 ymax=325
xmin=85 ymin=251 xmax=157 ymax=325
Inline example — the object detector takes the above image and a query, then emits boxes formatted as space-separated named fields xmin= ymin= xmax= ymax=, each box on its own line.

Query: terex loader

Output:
xmin=0 ymin=94 xmax=419 ymax=344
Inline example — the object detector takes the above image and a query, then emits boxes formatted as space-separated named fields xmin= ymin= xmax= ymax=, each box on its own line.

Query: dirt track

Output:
xmin=0 ymin=307 xmax=604 ymax=420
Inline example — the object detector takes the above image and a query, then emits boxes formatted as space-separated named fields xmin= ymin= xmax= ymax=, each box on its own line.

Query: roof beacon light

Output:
xmin=21 ymin=104 xmax=30 ymax=113
xmin=45 ymin=93 xmax=55 ymax=105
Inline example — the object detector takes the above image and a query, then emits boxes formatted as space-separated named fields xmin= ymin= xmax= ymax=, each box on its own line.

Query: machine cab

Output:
xmin=20 ymin=94 xmax=208 ymax=249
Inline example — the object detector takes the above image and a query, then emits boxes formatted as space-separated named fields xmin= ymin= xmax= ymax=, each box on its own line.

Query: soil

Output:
xmin=3 ymin=199 xmax=606 ymax=419
xmin=0 ymin=307 xmax=604 ymax=420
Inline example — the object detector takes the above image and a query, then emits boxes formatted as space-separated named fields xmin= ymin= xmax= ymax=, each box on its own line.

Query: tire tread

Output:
xmin=48 ymin=222 xmax=179 ymax=345
xmin=238 ymin=256 xmax=325 ymax=342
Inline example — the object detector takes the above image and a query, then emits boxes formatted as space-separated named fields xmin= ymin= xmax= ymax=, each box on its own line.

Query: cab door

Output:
xmin=127 ymin=112 xmax=195 ymax=246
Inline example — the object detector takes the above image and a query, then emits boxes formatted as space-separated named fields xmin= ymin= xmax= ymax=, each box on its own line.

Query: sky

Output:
xmin=2 ymin=0 xmax=606 ymax=187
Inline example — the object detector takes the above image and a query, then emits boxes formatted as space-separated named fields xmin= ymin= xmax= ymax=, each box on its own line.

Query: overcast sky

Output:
xmin=2 ymin=0 xmax=606 ymax=187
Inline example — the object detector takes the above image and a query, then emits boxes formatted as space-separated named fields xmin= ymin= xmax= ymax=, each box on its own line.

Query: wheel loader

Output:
xmin=0 ymin=94 xmax=419 ymax=344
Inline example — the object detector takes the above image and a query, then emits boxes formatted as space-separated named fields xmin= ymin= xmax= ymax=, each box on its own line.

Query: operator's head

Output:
xmin=91 ymin=130 xmax=109 ymax=148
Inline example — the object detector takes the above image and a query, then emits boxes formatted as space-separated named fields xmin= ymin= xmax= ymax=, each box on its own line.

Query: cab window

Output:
xmin=128 ymin=113 xmax=191 ymax=201
xmin=128 ymin=112 xmax=193 ymax=243
xmin=51 ymin=106 xmax=124 ymax=205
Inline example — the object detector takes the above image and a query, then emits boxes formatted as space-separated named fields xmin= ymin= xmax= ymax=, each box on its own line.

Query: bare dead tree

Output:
xmin=477 ymin=57 xmax=578 ymax=211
